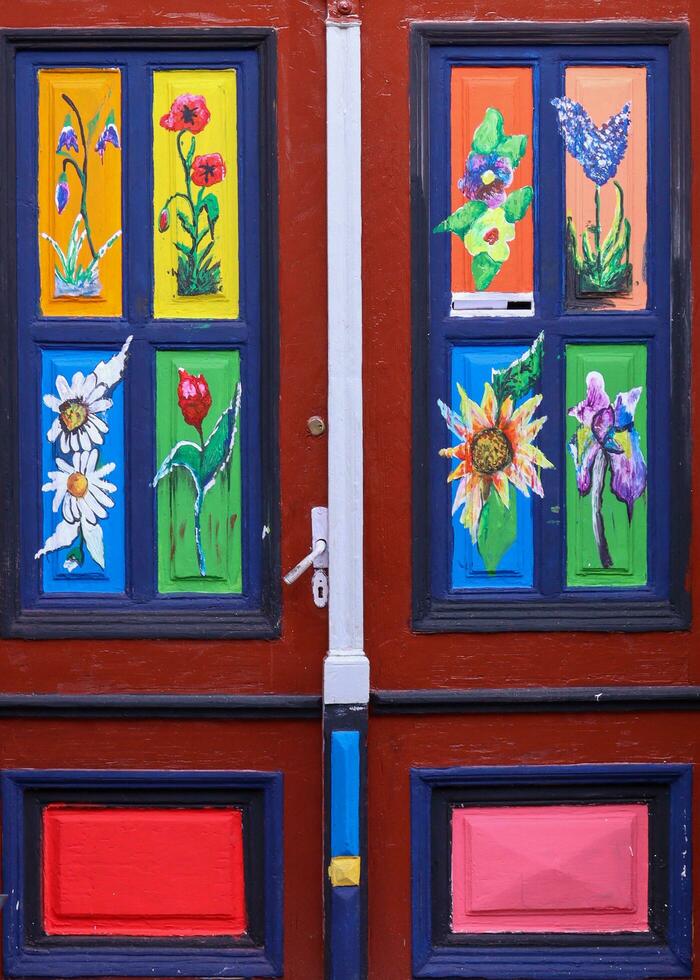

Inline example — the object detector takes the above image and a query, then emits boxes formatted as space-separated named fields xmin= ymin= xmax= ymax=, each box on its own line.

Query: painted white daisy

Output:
xmin=43 ymin=336 xmax=132 ymax=453
xmin=35 ymin=449 xmax=117 ymax=570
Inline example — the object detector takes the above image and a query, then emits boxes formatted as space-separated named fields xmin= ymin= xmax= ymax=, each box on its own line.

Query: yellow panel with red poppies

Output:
xmin=152 ymin=70 xmax=239 ymax=319
xmin=38 ymin=69 xmax=123 ymax=317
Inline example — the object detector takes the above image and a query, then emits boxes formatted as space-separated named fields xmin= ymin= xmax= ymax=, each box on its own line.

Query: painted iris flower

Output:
xmin=43 ymin=337 xmax=132 ymax=453
xmin=95 ymin=110 xmax=120 ymax=161
xmin=159 ymin=94 xmax=211 ymax=134
xmin=438 ymin=382 xmax=553 ymax=543
xmin=465 ymin=207 xmax=515 ymax=264
xmin=55 ymin=173 xmax=70 ymax=215
xmin=551 ymin=97 xmax=631 ymax=186
xmin=56 ymin=114 xmax=79 ymax=153
xmin=35 ymin=448 xmax=117 ymax=570
xmin=568 ymin=370 xmax=647 ymax=568
xmin=458 ymin=153 xmax=513 ymax=208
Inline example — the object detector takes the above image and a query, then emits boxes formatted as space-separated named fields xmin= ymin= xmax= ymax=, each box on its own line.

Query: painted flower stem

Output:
xmin=61 ymin=94 xmax=98 ymax=261
xmin=594 ymin=185 xmax=602 ymax=284
xmin=194 ymin=424 xmax=207 ymax=577
xmin=590 ymin=448 xmax=613 ymax=569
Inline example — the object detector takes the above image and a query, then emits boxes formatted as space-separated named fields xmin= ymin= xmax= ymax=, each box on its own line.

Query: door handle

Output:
xmin=283 ymin=507 xmax=329 ymax=606
xmin=283 ymin=538 xmax=327 ymax=585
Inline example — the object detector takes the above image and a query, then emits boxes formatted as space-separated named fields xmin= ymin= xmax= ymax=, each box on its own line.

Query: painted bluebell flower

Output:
xmin=56 ymin=114 xmax=79 ymax=153
xmin=95 ymin=110 xmax=120 ymax=162
xmin=458 ymin=153 xmax=514 ymax=208
xmin=551 ymin=97 xmax=631 ymax=186
xmin=55 ymin=173 xmax=70 ymax=215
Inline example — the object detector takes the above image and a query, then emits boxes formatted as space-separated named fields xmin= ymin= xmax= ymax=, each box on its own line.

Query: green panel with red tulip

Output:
xmin=154 ymin=350 xmax=242 ymax=594
xmin=433 ymin=108 xmax=533 ymax=291
xmin=566 ymin=344 xmax=647 ymax=586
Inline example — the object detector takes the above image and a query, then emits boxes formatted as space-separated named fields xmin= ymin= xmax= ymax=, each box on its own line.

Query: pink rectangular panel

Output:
xmin=451 ymin=804 xmax=648 ymax=933
xmin=43 ymin=805 xmax=247 ymax=936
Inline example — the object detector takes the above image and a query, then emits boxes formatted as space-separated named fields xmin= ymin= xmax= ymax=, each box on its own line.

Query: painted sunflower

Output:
xmin=438 ymin=382 xmax=553 ymax=542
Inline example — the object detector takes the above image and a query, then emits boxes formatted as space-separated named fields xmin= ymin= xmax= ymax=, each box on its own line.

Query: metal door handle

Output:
xmin=283 ymin=538 xmax=327 ymax=585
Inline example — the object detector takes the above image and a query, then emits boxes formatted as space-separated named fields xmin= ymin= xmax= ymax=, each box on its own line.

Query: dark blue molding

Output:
xmin=0 ymin=693 xmax=322 ymax=718
xmin=2 ymin=769 xmax=284 ymax=977
xmin=411 ymin=763 xmax=693 ymax=979
xmin=410 ymin=21 xmax=691 ymax=633
xmin=0 ymin=29 xmax=280 ymax=639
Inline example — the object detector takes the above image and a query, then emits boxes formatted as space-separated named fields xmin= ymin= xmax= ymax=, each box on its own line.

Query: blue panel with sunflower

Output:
xmin=39 ymin=346 xmax=128 ymax=593
xmin=441 ymin=341 xmax=552 ymax=590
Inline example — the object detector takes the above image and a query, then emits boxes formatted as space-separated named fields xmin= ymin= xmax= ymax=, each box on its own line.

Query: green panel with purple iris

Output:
xmin=155 ymin=350 xmax=242 ymax=594
xmin=566 ymin=344 xmax=647 ymax=587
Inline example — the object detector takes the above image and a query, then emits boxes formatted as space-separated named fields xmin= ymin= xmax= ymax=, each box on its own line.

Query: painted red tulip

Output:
xmin=158 ymin=208 xmax=170 ymax=233
xmin=160 ymin=94 xmax=211 ymax=134
xmin=177 ymin=368 xmax=212 ymax=435
xmin=191 ymin=153 xmax=226 ymax=187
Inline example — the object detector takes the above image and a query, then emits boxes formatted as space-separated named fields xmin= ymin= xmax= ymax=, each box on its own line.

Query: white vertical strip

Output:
xmin=324 ymin=19 xmax=369 ymax=705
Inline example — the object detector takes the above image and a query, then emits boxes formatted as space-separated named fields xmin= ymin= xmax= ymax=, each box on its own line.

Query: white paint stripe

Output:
xmin=324 ymin=19 xmax=369 ymax=705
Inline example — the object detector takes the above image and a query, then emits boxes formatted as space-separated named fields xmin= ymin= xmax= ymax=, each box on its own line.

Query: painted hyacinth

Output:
xmin=434 ymin=107 xmax=533 ymax=291
xmin=568 ymin=371 xmax=647 ymax=568
xmin=552 ymin=97 xmax=633 ymax=296
xmin=43 ymin=92 xmax=122 ymax=297
xmin=157 ymin=94 xmax=226 ymax=296
xmin=438 ymin=334 xmax=553 ymax=572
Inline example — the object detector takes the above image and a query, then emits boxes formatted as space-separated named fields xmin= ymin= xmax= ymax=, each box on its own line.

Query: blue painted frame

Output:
xmin=412 ymin=23 xmax=691 ymax=632
xmin=2 ymin=30 xmax=280 ymax=638
xmin=1 ymin=768 xmax=284 ymax=978
xmin=410 ymin=763 xmax=692 ymax=979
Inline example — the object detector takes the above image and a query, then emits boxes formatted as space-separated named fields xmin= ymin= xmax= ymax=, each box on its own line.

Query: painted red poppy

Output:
xmin=191 ymin=153 xmax=226 ymax=187
xmin=159 ymin=94 xmax=211 ymax=135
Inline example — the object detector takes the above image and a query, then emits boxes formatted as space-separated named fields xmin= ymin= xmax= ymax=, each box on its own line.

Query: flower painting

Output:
xmin=434 ymin=107 xmax=534 ymax=291
xmin=156 ymin=92 xmax=226 ymax=298
xmin=154 ymin=351 xmax=242 ymax=593
xmin=36 ymin=339 xmax=131 ymax=588
xmin=153 ymin=70 xmax=239 ymax=319
xmin=552 ymin=96 xmax=633 ymax=297
xmin=39 ymin=74 xmax=122 ymax=304
xmin=438 ymin=334 xmax=553 ymax=576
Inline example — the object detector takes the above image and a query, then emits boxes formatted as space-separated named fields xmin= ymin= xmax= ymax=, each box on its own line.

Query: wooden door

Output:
xmin=0 ymin=6 xmax=330 ymax=979
xmin=362 ymin=5 xmax=697 ymax=980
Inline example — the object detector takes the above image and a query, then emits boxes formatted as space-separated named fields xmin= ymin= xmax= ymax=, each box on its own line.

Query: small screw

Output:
xmin=336 ymin=0 xmax=353 ymax=13
xmin=307 ymin=416 xmax=326 ymax=437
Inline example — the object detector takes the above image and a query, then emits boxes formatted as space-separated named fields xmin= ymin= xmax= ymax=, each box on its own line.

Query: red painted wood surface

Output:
xmin=368 ymin=712 xmax=700 ymax=978
xmin=0 ymin=719 xmax=322 ymax=978
xmin=451 ymin=804 xmax=648 ymax=933
xmin=43 ymin=806 xmax=247 ymax=936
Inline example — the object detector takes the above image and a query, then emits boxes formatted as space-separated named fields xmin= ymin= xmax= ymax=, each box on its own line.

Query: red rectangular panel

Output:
xmin=43 ymin=805 xmax=247 ymax=936
xmin=451 ymin=804 xmax=648 ymax=933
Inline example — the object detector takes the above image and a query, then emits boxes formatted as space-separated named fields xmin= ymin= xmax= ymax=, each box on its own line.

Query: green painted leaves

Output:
xmin=491 ymin=331 xmax=544 ymax=406
xmin=567 ymin=181 xmax=632 ymax=296
xmin=433 ymin=107 xmax=533 ymax=291
xmin=477 ymin=490 xmax=518 ymax=573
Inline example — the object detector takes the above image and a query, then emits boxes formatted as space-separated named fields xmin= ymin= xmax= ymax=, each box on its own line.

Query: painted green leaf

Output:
xmin=496 ymin=134 xmax=527 ymax=167
xmin=177 ymin=209 xmax=196 ymax=238
xmin=153 ymin=440 xmax=202 ymax=496
xmin=491 ymin=331 xmax=544 ymax=405
xmin=477 ymin=489 xmax=517 ymax=572
xmin=201 ymin=194 xmax=220 ymax=240
xmin=503 ymin=186 xmax=533 ymax=224
xmin=471 ymin=108 xmax=504 ymax=155
xmin=201 ymin=383 xmax=242 ymax=491
xmin=433 ymin=200 xmax=487 ymax=238
xmin=471 ymin=252 xmax=501 ymax=290
xmin=86 ymin=109 xmax=101 ymax=146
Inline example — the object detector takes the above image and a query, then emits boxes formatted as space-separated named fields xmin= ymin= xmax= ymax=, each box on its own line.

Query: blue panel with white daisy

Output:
xmin=39 ymin=345 xmax=128 ymax=594
xmin=450 ymin=346 xmax=535 ymax=590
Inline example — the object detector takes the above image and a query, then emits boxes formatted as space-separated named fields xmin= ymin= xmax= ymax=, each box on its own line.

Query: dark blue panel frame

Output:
xmin=411 ymin=22 xmax=691 ymax=632
xmin=0 ymin=30 xmax=280 ymax=638
xmin=411 ymin=763 xmax=692 ymax=979
xmin=1 ymin=768 xmax=284 ymax=977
